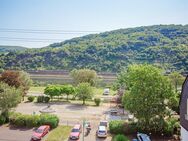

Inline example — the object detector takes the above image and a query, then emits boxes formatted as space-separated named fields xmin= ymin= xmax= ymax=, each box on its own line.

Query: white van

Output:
xmin=103 ymin=88 xmax=110 ymax=95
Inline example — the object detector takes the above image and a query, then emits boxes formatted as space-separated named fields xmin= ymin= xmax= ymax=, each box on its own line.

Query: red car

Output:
xmin=31 ymin=125 xmax=50 ymax=140
xmin=69 ymin=124 xmax=81 ymax=140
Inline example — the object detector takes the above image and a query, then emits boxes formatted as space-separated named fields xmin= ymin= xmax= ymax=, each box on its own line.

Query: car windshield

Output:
xmin=138 ymin=135 xmax=151 ymax=141
xmin=36 ymin=129 xmax=43 ymax=133
xmin=72 ymin=128 xmax=79 ymax=132
xmin=99 ymin=130 xmax=106 ymax=133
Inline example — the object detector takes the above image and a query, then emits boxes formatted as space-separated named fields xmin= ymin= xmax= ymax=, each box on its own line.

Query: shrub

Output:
xmin=25 ymin=115 xmax=40 ymax=128
xmin=94 ymin=98 xmax=101 ymax=106
xmin=28 ymin=96 xmax=35 ymax=102
xmin=39 ymin=114 xmax=59 ymax=128
xmin=14 ymin=115 xmax=26 ymax=127
xmin=123 ymin=122 xmax=137 ymax=134
xmin=44 ymin=96 xmax=50 ymax=103
xmin=37 ymin=96 xmax=45 ymax=103
xmin=114 ymin=134 xmax=130 ymax=141
xmin=9 ymin=112 xmax=22 ymax=125
xmin=9 ymin=112 xmax=59 ymax=128
xmin=109 ymin=120 xmax=125 ymax=134
xmin=0 ymin=115 xmax=6 ymax=125
xmin=163 ymin=118 xmax=179 ymax=136
xmin=37 ymin=96 xmax=50 ymax=103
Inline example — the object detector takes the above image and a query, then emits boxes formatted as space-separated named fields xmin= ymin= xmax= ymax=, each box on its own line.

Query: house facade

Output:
xmin=180 ymin=76 xmax=188 ymax=140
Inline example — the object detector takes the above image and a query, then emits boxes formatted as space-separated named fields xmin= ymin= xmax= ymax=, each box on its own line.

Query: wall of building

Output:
xmin=181 ymin=126 xmax=188 ymax=141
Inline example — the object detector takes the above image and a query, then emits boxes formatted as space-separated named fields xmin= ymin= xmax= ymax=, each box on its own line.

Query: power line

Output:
xmin=0 ymin=37 xmax=65 ymax=43
xmin=0 ymin=28 xmax=102 ymax=34
xmin=0 ymin=37 xmax=64 ymax=41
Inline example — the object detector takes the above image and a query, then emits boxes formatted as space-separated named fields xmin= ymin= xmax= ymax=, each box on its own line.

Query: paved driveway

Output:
xmin=0 ymin=125 xmax=33 ymax=141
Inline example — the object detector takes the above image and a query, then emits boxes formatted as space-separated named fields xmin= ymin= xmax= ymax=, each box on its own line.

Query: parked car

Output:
xmin=110 ymin=108 xmax=118 ymax=115
xmin=69 ymin=124 xmax=82 ymax=140
xmin=103 ymin=88 xmax=110 ymax=95
xmin=96 ymin=126 xmax=107 ymax=138
xmin=31 ymin=125 xmax=50 ymax=141
xmin=99 ymin=120 xmax=108 ymax=127
xmin=132 ymin=132 xmax=151 ymax=141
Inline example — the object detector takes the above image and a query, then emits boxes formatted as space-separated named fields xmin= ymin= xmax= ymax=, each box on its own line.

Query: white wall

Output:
xmin=181 ymin=126 xmax=188 ymax=141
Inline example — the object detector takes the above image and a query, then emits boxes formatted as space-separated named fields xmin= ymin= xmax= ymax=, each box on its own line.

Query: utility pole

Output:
xmin=82 ymin=119 xmax=85 ymax=141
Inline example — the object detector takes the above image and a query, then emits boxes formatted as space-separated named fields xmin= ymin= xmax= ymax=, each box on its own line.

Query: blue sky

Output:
xmin=0 ymin=0 xmax=188 ymax=48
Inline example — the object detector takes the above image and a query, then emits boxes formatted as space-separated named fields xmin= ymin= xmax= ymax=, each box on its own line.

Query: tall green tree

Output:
xmin=169 ymin=72 xmax=184 ymax=93
xmin=121 ymin=64 xmax=174 ymax=132
xmin=60 ymin=85 xmax=75 ymax=101
xmin=70 ymin=69 xmax=97 ymax=86
xmin=0 ymin=82 xmax=21 ymax=119
xmin=76 ymin=83 xmax=93 ymax=105
xmin=18 ymin=71 xmax=32 ymax=100
xmin=44 ymin=85 xmax=61 ymax=100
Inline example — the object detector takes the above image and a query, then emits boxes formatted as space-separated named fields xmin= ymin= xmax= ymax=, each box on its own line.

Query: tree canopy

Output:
xmin=0 ymin=82 xmax=21 ymax=119
xmin=76 ymin=83 xmax=93 ymax=105
xmin=121 ymin=64 xmax=174 ymax=132
xmin=70 ymin=69 xmax=97 ymax=86
xmin=44 ymin=85 xmax=61 ymax=99
xmin=60 ymin=85 xmax=75 ymax=101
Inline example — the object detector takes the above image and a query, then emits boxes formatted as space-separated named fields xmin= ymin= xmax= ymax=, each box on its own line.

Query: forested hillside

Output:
xmin=0 ymin=45 xmax=26 ymax=54
xmin=0 ymin=25 xmax=188 ymax=72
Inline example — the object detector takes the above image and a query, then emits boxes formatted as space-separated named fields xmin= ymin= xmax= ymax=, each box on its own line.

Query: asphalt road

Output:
xmin=0 ymin=125 xmax=33 ymax=141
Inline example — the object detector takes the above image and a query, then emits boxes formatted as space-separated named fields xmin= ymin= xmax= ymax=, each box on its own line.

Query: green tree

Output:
xmin=0 ymin=82 xmax=21 ymax=120
xmin=60 ymin=85 xmax=75 ymax=101
xmin=76 ymin=83 xmax=93 ymax=105
xmin=44 ymin=85 xmax=61 ymax=100
xmin=121 ymin=64 xmax=174 ymax=131
xmin=18 ymin=71 xmax=32 ymax=100
xmin=70 ymin=69 xmax=97 ymax=86
xmin=169 ymin=72 xmax=184 ymax=93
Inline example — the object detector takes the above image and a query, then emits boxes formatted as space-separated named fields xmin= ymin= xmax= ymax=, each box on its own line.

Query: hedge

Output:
xmin=94 ymin=98 xmax=101 ymax=106
xmin=113 ymin=134 xmax=130 ymax=141
xmin=109 ymin=120 xmax=137 ymax=135
xmin=37 ymin=96 xmax=50 ymax=103
xmin=109 ymin=120 xmax=125 ymax=134
xmin=28 ymin=96 xmax=35 ymax=102
xmin=0 ymin=115 xmax=6 ymax=125
xmin=109 ymin=119 xmax=180 ymax=137
xmin=9 ymin=112 xmax=59 ymax=128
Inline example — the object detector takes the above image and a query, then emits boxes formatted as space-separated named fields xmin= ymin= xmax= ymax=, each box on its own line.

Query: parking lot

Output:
xmin=0 ymin=98 xmax=129 ymax=141
xmin=0 ymin=125 xmax=33 ymax=141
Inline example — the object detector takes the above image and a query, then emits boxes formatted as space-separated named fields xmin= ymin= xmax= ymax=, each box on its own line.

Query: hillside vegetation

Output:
xmin=0 ymin=25 xmax=188 ymax=72
xmin=0 ymin=45 xmax=26 ymax=54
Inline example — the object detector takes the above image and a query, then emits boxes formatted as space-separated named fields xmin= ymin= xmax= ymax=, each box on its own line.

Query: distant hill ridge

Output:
xmin=0 ymin=45 xmax=26 ymax=53
xmin=0 ymin=24 xmax=188 ymax=72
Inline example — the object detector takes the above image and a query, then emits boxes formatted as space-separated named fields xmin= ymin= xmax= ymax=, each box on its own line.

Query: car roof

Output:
xmin=99 ymin=126 xmax=106 ymax=131
xmin=38 ymin=125 xmax=49 ymax=130
xmin=73 ymin=124 xmax=81 ymax=129
xmin=137 ymin=133 xmax=151 ymax=141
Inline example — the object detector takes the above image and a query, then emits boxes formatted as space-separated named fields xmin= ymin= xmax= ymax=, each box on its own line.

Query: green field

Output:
xmin=45 ymin=125 xmax=72 ymax=141
xmin=29 ymin=86 xmax=45 ymax=93
xmin=29 ymin=86 xmax=116 ymax=96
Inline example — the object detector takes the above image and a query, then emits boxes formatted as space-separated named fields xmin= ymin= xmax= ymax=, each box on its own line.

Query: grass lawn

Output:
xmin=93 ymin=87 xmax=116 ymax=97
xmin=29 ymin=86 xmax=45 ymax=93
xmin=29 ymin=86 xmax=117 ymax=96
xmin=45 ymin=125 xmax=72 ymax=141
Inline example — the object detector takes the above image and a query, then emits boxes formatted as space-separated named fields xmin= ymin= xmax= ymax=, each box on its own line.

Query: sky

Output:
xmin=0 ymin=0 xmax=188 ymax=48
